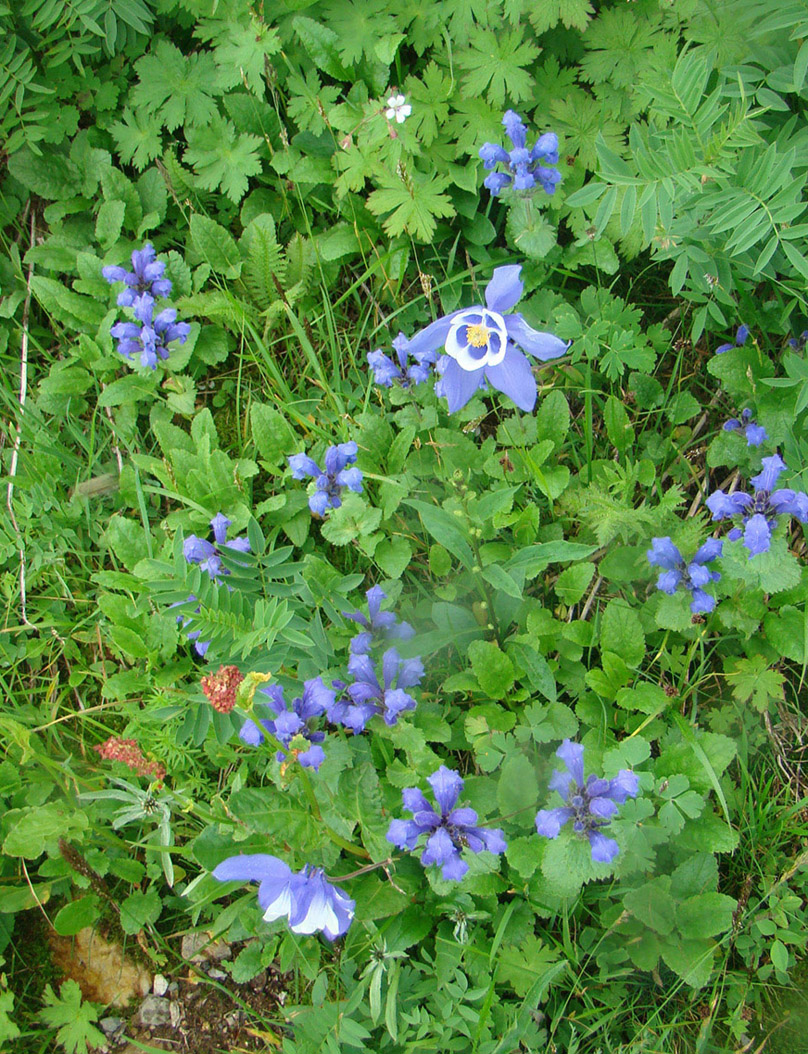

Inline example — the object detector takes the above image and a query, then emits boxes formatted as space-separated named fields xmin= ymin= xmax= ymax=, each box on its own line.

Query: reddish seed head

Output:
xmin=94 ymin=737 xmax=166 ymax=781
xmin=201 ymin=665 xmax=244 ymax=714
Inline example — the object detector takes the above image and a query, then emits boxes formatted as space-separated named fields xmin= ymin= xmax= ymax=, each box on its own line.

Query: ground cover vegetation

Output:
xmin=2 ymin=0 xmax=808 ymax=1050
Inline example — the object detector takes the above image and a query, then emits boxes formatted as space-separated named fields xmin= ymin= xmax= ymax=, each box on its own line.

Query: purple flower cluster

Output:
xmin=723 ymin=408 xmax=767 ymax=448
xmin=368 ymin=332 xmax=433 ymax=388
xmin=647 ymin=536 xmax=723 ymax=614
xmin=212 ymin=853 xmax=354 ymax=940
xmin=479 ymin=111 xmax=561 ymax=197
xmin=387 ymin=765 xmax=506 ymax=881
xmin=706 ymin=454 xmax=808 ymax=557
xmin=535 ymin=740 xmax=639 ymax=864
xmin=239 ymin=677 xmax=334 ymax=771
xmin=328 ymin=648 xmax=424 ymax=734
xmin=398 ymin=265 xmax=566 ymax=414
xmin=288 ymin=442 xmax=363 ymax=517
xmin=183 ymin=513 xmax=250 ymax=583
xmin=343 ymin=585 xmax=414 ymax=656
xmin=715 ymin=324 xmax=749 ymax=355
xmin=103 ymin=243 xmax=190 ymax=370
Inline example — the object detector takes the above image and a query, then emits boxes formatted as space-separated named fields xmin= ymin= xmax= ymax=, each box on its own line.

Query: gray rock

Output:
xmin=180 ymin=932 xmax=232 ymax=962
xmin=134 ymin=995 xmax=172 ymax=1028
xmin=100 ymin=1017 xmax=125 ymax=1036
xmin=153 ymin=974 xmax=169 ymax=996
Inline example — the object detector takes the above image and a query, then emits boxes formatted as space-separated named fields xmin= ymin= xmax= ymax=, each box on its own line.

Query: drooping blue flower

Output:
xmin=723 ymin=408 xmax=767 ymax=448
xmin=327 ymin=647 xmax=424 ymax=733
xmin=706 ymin=454 xmax=808 ymax=557
xmin=368 ymin=332 xmax=433 ymax=388
xmin=238 ymin=677 xmax=333 ymax=770
xmin=212 ymin=853 xmax=354 ymax=940
xmin=405 ymin=265 xmax=567 ymax=414
xmin=183 ymin=513 xmax=250 ymax=583
xmin=174 ymin=594 xmax=210 ymax=657
xmin=535 ymin=740 xmax=639 ymax=864
xmin=102 ymin=242 xmax=173 ymax=308
xmin=715 ymin=324 xmax=749 ymax=355
xmin=110 ymin=292 xmax=190 ymax=370
xmin=479 ymin=111 xmax=561 ymax=197
xmin=386 ymin=765 xmax=506 ymax=881
xmin=343 ymin=585 xmax=415 ymax=655
xmin=646 ymin=536 xmax=723 ymax=614
xmin=288 ymin=442 xmax=363 ymax=517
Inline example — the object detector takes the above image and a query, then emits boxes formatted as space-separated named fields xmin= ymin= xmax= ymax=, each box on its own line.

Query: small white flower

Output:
xmin=385 ymin=94 xmax=411 ymax=124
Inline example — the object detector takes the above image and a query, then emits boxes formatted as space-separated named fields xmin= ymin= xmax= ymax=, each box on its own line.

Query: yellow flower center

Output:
xmin=466 ymin=323 xmax=490 ymax=348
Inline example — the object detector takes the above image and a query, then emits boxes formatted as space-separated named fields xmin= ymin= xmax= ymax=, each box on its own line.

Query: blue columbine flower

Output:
xmin=404 ymin=265 xmax=566 ymax=414
xmin=723 ymin=408 xmax=767 ymax=448
xmin=288 ymin=442 xmax=363 ymax=517
xmin=535 ymin=740 xmax=639 ymax=864
xmin=327 ymin=647 xmax=424 ymax=733
xmin=715 ymin=324 xmax=749 ymax=355
xmin=212 ymin=853 xmax=354 ymax=940
xmin=479 ymin=111 xmax=560 ymax=197
xmin=646 ymin=536 xmax=723 ymax=614
xmin=102 ymin=242 xmax=173 ymax=308
xmin=239 ymin=677 xmax=334 ymax=770
xmin=110 ymin=292 xmax=190 ymax=370
xmin=368 ymin=332 xmax=433 ymax=388
xmin=183 ymin=513 xmax=251 ymax=583
xmin=386 ymin=765 xmax=506 ymax=881
xmin=343 ymin=585 xmax=415 ymax=655
xmin=706 ymin=454 xmax=808 ymax=557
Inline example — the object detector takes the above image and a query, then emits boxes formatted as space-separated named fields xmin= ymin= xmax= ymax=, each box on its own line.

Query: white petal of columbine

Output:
xmin=289 ymin=887 xmax=341 ymax=936
xmin=445 ymin=308 xmax=508 ymax=371
xmin=261 ymin=884 xmax=294 ymax=923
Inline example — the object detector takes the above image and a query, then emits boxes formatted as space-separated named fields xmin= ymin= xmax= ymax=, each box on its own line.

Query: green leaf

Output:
xmin=506 ymin=836 xmax=540 ymax=879
xmin=509 ymin=645 xmax=557 ymax=703
xmin=603 ymin=395 xmax=634 ymax=453
xmin=763 ymin=605 xmax=807 ymax=663
xmin=541 ymin=830 xmax=601 ymax=896
xmin=189 ymin=214 xmax=242 ymax=278
xmin=39 ymin=981 xmax=106 ymax=1054
xmin=367 ymin=169 xmax=455 ymax=243
xmin=497 ymin=753 xmax=539 ymax=814
xmin=675 ymin=892 xmax=736 ymax=939
xmin=554 ymin=562 xmax=595 ymax=604
xmin=507 ymin=198 xmax=557 ymax=260
xmin=405 ymin=500 xmax=474 ymax=569
xmin=53 ymin=897 xmax=101 ymax=937
xmin=131 ymin=40 xmax=219 ymax=131
xmin=120 ymin=889 xmax=161 ymax=934
xmin=725 ymin=655 xmax=785 ymax=712
xmin=374 ymin=536 xmax=412 ymax=579
xmin=469 ymin=639 xmax=516 ymax=698
xmin=458 ymin=27 xmax=539 ymax=107
xmin=660 ymin=937 xmax=715 ymax=989
xmin=600 ymin=598 xmax=645 ymax=666
xmin=623 ymin=877 xmax=677 ymax=936
xmin=250 ymin=402 xmax=296 ymax=465
xmin=320 ymin=494 xmax=382 ymax=545
xmin=185 ymin=115 xmax=263 ymax=204
xmin=3 ymin=803 xmax=89 ymax=858
xmin=109 ymin=108 xmax=163 ymax=170
xmin=95 ymin=199 xmax=125 ymax=248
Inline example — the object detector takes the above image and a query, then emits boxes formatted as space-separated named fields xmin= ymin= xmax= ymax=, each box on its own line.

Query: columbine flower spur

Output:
xmin=535 ymin=740 xmax=639 ymax=864
xmin=403 ymin=264 xmax=567 ymax=413
xmin=706 ymin=454 xmax=808 ymax=556
xmin=386 ymin=765 xmax=506 ymax=881
xmin=212 ymin=854 xmax=354 ymax=940
xmin=288 ymin=443 xmax=363 ymax=516
xmin=646 ymin=536 xmax=723 ymax=614
xmin=479 ymin=110 xmax=561 ymax=197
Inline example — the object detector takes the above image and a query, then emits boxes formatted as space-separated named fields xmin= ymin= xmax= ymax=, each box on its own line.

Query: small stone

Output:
xmin=100 ymin=1017 xmax=124 ymax=1036
xmin=181 ymin=933 xmax=232 ymax=963
xmin=207 ymin=968 xmax=227 ymax=981
xmin=134 ymin=995 xmax=171 ymax=1028
xmin=169 ymin=1002 xmax=183 ymax=1028
xmin=167 ymin=982 xmax=179 ymax=996
xmin=153 ymin=974 xmax=169 ymax=996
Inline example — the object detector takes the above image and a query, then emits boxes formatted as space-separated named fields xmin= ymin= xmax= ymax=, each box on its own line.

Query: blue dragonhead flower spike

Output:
xmin=479 ymin=110 xmax=561 ymax=197
xmin=327 ymin=647 xmax=424 ymax=733
xmin=102 ymin=242 xmax=173 ymax=307
xmin=183 ymin=513 xmax=250 ymax=583
xmin=535 ymin=740 xmax=639 ymax=864
xmin=406 ymin=265 xmax=567 ymax=414
xmin=386 ymin=764 xmax=506 ymax=881
xmin=212 ymin=853 xmax=354 ymax=940
xmin=723 ymin=408 xmax=767 ymax=448
xmin=706 ymin=454 xmax=808 ymax=557
xmin=368 ymin=332 xmax=433 ymax=388
xmin=647 ymin=536 xmax=722 ymax=614
xmin=343 ymin=585 xmax=415 ymax=656
xmin=238 ymin=677 xmax=333 ymax=770
xmin=288 ymin=442 xmax=363 ymax=516
xmin=715 ymin=324 xmax=749 ymax=355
